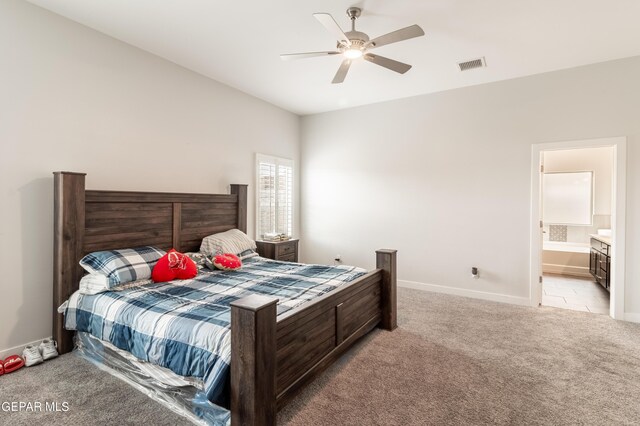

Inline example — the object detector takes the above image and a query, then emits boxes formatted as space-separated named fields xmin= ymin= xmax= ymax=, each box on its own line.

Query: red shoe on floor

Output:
xmin=0 ymin=359 xmax=4 ymax=376
xmin=3 ymin=355 xmax=25 ymax=374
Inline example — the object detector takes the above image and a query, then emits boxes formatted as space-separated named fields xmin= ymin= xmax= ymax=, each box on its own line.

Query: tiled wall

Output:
xmin=549 ymin=225 xmax=568 ymax=241
xmin=543 ymin=215 xmax=611 ymax=243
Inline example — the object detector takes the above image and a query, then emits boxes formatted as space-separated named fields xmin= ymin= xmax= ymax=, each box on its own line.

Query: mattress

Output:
xmin=64 ymin=256 xmax=366 ymax=408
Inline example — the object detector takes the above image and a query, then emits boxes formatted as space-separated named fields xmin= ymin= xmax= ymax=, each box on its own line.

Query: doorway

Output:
xmin=530 ymin=137 xmax=627 ymax=319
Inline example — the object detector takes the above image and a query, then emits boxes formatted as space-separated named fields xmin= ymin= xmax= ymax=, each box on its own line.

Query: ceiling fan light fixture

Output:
xmin=280 ymin=7 xmax=425 ymax=83
xmin=344 ymin=48 xmax=363 ymax=59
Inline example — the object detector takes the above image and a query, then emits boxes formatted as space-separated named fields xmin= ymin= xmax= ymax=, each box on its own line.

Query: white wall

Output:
xmin=300 ymin=55 xmax=640 ymax=316
xmin=0 ymin=0 xmax=299 ymax=356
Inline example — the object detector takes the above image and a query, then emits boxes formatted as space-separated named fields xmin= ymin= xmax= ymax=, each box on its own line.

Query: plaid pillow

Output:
xmin=79 ymin=246 xmax=165 ymax=287
xmin=184 ymin=252 xmax=208 ymax=270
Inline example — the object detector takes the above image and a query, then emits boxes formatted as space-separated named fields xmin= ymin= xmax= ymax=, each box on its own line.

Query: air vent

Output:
xmin=458 ymin=57 xmax=486 ymax=71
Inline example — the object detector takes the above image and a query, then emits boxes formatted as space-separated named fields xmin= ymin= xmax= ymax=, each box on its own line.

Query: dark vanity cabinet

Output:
xmin=589 ymin=237 xmax=610 ymax=291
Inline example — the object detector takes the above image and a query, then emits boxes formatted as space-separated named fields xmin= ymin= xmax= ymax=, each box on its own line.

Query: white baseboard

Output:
xmin=542 ymin=263 xmax=591 ymax=278
xmin=624 ymin=313 xmax=640 ymax=324
xmin=0 ymin=337 xmax=51 ymax=360
xmin=398 ymin=280 xmax=531 ymax=307
xmin=399 ymin=280 xmax=640 ymax=323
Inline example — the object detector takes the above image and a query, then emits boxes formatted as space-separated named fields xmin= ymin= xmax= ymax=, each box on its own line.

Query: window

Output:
xmin=256 ymin=154 xmax=293 ymax=239
xmin=543 ymin=171 xmax=593 ymax=225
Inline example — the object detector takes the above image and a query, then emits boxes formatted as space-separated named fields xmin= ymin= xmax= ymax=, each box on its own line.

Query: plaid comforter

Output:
xmin=64 ymin=256 xmax=366 ymax=407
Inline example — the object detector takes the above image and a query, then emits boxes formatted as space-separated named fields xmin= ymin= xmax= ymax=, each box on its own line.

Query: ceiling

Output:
xmin=27 ymin=0 xmax=640 ymax=115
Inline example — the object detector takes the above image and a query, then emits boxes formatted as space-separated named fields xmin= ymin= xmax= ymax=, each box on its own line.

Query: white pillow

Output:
xmin=200 ymin=229 xmax=257 ymax=257
xmin=79 ymin=274 xmax=153 ymax=295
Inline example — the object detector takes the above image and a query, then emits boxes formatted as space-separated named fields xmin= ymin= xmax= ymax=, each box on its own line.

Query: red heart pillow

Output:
xmin=152 ymin=249 xmax=198 ymax=283
xmin=213 ymin=253 xmax=242 ymax=271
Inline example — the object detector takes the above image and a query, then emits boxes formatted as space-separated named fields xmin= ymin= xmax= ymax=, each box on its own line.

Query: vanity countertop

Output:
xmin=590 ymin=234 xmax=612 ymax=245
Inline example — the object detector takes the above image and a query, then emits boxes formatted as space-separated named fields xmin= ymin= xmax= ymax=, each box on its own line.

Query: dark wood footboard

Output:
xmin=231 ymin=249 xmax=397 ymax=425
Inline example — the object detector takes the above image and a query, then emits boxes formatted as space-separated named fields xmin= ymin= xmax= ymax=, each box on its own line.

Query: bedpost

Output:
xmin=53 ymin=171 xmax=86 ymax=354
xmin=376 ymin=249 xmax=397 ymax=331
xmin=230 ymin=184 xmax=248 ymax=234
xmin=230 ymin=295 xmax=278 ymax=426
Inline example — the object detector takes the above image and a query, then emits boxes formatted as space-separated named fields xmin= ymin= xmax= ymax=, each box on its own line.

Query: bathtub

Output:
xmin=542 ymin=241 xmax=591 ymax=277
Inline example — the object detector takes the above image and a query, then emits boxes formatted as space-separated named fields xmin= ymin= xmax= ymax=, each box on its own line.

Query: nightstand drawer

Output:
xmin=277 ymin=242 xmax=296 ymax=257
xmin=279 ymin=253 xmax=296 ymax=262
xmin=256 ymin=239 xmax=299 ymax=262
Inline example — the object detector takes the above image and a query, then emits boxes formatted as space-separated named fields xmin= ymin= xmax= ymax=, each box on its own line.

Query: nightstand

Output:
xmin=256 ymin=239 xmax=299 ymax=262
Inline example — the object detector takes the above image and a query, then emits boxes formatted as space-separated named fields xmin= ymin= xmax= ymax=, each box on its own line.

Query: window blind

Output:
xmin=256 ymin=154 xmax=293 ymax=239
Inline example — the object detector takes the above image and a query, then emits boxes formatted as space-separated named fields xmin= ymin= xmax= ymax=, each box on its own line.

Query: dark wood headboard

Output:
xmin=53 ymin=171 xmax=248 ymax=353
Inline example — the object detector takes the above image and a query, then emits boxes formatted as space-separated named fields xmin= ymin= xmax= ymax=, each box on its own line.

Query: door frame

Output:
xmin=530 ymin=136 xmax=627 ymax=319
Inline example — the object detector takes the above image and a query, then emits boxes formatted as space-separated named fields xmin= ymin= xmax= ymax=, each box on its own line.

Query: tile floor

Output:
xmin=542 ymin=274 xmax=610 ymax=314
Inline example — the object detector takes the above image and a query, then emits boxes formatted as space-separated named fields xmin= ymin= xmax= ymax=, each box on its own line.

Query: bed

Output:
xmin=53 ymin=171 xmax=397 ymax=425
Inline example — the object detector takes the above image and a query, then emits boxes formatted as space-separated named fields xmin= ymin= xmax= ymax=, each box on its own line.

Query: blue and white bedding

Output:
xmin=64 ymin=256 xmax=366 ymax=407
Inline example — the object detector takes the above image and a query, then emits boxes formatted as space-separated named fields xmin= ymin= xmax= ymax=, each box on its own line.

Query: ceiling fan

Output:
xmin=281 ymin=7 xmax=425 ymax=84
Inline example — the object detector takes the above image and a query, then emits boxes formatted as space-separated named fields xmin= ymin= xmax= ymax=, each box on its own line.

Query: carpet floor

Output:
xmin=0 ymin=352 xmax=190 ymax=425
xmin=279 ymin=288 xmax=640 ymax=425
xmin=2 ymin=288 xmax=640 ymax=425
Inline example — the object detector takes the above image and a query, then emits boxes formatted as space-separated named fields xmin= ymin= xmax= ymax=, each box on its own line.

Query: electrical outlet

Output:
xmin=471 ymin=267 xmax=479 ymax=279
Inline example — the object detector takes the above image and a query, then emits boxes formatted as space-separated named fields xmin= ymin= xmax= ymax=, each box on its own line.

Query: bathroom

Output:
xmin=541 ymin=146 xmax=613 ymax=314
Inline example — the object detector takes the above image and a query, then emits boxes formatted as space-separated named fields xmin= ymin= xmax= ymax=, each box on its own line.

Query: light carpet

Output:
xmin=0 ymin=352 xmax=190 ymax=425
xmin=2 ymin=288 xmax=639 ymax=425
xmin=279 ymin=288 xmax=640 ymax=425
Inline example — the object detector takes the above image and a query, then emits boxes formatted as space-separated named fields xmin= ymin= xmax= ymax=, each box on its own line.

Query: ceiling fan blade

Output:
xmin=367 ymin=24 xmax=425 ymax=49
xmin=364 ymin=53 xmax=412 ymax=74
xmin=332 ymin=59 xmax=352 ymax=84
xmin=280 ymin=51 xmax=341 ymax=61
xmin=313 ymin=13 xmax=351 ymax=47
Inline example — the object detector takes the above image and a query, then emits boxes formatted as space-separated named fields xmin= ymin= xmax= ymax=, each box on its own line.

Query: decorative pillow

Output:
xmin=79 ymin=246 xmax=165 ymax=288
xmin=204 ymin=256 xmax=216 ymax=271
xmin=79 ymin=274 xmax=153 ymax=295
xmin=238 ymin=248 xmax=259 ymax=260
xmin=212 ymin=253 xmax=242 ymax=271
xmin=203 ymin=251 xmax=253 ymax=271
xmin=152 ymin=249 xmax=198 ymax=283
xmin=185 ymin=252 xmax=208 ymax=270
xmin=200 ymin=229 xmax=257 ymax=257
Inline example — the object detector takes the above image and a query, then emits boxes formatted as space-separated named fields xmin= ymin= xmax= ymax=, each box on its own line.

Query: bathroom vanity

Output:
xmin=589 ymin=235 xmax=611 ymax=291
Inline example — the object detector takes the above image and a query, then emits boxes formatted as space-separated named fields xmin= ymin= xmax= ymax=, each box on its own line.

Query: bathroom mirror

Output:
xmin=543 ymin=171 xmax=593 ymax=225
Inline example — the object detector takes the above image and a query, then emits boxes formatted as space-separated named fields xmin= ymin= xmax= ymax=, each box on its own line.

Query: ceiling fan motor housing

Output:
xmin=338 ymin=33 xmax=369 ymax=51
xmin=346 ymin=31 xmax=369 ymax=43
xmin=343 ymin=7 xmax=368 ymax=47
